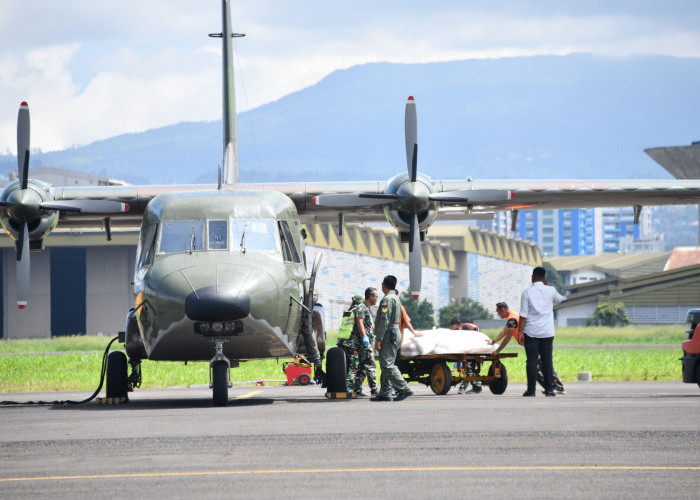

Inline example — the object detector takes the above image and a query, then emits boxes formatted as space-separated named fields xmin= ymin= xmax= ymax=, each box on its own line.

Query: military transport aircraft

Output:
xmin=2 ymin=0 xmax=700 ymax=406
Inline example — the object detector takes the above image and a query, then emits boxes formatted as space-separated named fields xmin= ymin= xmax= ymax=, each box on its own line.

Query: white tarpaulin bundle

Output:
xmin=400 ymin=328 xmax=498 ymax=358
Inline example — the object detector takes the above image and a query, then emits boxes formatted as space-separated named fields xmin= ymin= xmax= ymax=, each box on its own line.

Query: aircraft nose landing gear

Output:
xmin=210 ymin=337 xmax=233 ymax=407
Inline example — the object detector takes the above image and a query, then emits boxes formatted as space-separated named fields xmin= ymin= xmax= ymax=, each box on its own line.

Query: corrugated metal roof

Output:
xmin=558 ymin=263 xmax=700 ymax=309
xmin=547 ymin=252 xmax=671 ymax=278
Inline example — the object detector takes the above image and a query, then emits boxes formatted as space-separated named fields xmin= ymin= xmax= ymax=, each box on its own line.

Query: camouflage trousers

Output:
xmin=340 ymin=339 xmax=377 ymax=392
xmin=457 ymin=361 xmax=483 ymax=391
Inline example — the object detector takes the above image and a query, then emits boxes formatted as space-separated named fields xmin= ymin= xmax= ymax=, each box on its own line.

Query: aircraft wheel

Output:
xmin=325 ymin=347 xmax=347 ymax=393
xmin=430 ymin=361 xmax=451 ymax=395
xmin=106 ymin=351 xmax=129 ymax=398
xmin=212 ymin=361 xmax=229 ymax=407
xmin=488 ymin=362 xmax=508 ymax=395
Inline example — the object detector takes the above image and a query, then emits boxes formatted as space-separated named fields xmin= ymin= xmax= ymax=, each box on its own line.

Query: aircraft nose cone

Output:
xmin=184 ymin=286 xmax=251 ymax=321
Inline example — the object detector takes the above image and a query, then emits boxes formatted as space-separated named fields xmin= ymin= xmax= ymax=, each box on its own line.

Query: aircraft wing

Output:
xmin=49 ymin=177 xmax=700 ymax=229
xmin=289 ymin=178 xmax=700 ymax=223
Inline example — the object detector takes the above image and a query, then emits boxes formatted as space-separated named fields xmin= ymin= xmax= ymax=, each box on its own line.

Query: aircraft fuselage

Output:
xmin=131 ymin=190 xmax=307 ymax=362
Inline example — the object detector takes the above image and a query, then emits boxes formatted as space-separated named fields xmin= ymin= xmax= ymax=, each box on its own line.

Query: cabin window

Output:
xmin=208 ymin=220 xmax=228 ymax=250
xmin=137 ymin=223 xmax=158 ymax=268
xmin=278 ymin=220 xmax=301 ymax=263
xmin=232 ymin=219 xmax=277 ymax=252
xmin=159 ymin=220 xmax=205 ymax=254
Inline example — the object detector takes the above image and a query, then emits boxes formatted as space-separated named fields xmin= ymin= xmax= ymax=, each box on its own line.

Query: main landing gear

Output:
xmin=105 ymin=352 xmax=142 ymax=400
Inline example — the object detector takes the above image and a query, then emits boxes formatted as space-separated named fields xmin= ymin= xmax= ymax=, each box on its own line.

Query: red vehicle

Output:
xmin=681 ymin=309 xmax=700 ymax=387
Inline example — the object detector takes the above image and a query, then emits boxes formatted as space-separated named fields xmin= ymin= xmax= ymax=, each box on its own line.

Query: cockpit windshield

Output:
xmin=233 ymin=219 xmax=277 ymax=252
xmin=158 ymin=218 xmax=277 ymax=254
xmin=159 ymin=220 xmax=205 ymax=254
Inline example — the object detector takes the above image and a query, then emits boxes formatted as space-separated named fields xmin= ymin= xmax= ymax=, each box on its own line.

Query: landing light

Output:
xmin=194 ymin=320 xmax=243 ymax=336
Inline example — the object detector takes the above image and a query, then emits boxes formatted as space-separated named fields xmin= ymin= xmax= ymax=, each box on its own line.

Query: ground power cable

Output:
xmin=0 ymin=336 xmax=119 ymax=406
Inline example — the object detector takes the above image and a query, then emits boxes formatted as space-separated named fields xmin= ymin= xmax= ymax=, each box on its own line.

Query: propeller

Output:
xmin=404 ymin=96 xmax=422 ymax=299
xmin=311 ymin=96 xmax=513 ymax=299
xmin=16 ymin=223 xmax=30 ymax=309
xmin=3 ymin=102 xmax=130 ymax=309
xmin=15 ymin=103 xmax=30 ymax=309
xmin=405 ymin=96 xmax=418 ymax=183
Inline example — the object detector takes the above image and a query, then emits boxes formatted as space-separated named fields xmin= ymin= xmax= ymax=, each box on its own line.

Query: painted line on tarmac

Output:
xmin=233 ymin=390 xmax=262 ymax=400
xmin=2 ymin=466 xmax=700 ymax=482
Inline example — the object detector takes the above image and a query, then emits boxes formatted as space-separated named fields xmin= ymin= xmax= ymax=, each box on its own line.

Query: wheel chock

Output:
xmin=325 ymin=391 xmax=356 ymax=399
xmin=96 ymin=396 xmax=128 ymax=405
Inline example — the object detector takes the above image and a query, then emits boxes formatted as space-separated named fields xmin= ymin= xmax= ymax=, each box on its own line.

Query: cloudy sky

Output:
xmin=1 ymin=0 xmax=699 ymax=153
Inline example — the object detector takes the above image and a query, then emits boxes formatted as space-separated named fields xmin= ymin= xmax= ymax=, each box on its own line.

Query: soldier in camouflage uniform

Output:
xmin=371 ymin=275 xmax=412 ymax=402
xmin=346 ymin=288 xmax=380 ymax=396
xmin=341 ymin=294 xmax=365 ymax=392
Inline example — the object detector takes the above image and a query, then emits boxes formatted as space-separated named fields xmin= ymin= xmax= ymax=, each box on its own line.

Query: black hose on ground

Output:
xmin=0 ymin=336 xmax=120 ymax=406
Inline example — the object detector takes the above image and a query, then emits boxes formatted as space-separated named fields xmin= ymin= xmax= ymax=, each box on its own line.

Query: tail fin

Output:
xmin=212 ymin=0 xmax=242 ymax=184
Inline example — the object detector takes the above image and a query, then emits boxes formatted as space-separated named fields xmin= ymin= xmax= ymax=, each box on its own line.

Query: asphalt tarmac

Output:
xmin=1 ymin=381 xmax=699 ymax=498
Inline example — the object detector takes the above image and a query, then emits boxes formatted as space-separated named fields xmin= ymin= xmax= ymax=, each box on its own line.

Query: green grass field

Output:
xmin=0 ymin=324 xmax=688 ymax=393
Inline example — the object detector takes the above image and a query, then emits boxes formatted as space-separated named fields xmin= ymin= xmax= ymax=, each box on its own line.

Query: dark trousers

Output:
xmin=524 ymin=334 xmax=554 ymax=393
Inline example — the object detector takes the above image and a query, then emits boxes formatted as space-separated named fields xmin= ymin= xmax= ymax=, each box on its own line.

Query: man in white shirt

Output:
xmin=518 ymin=266 xmax=565 ymax=397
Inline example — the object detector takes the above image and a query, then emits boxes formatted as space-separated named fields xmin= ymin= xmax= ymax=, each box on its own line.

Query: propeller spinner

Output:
xmin=0 ymin=102 xmax=130 ymax=308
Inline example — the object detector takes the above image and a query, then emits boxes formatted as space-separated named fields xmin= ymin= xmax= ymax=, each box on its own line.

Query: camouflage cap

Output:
xmin=351 ymin=294 xmax=363 ymax=305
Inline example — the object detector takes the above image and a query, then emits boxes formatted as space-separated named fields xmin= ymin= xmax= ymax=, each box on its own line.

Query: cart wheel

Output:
xmin=298 ymin=373 xmax=311 ymax=385
xmin=430 ymin=361 xmax=452 ymax=395
xmin=488 ymin=362 xmax=508 ymax=395
xmin=695 ymin=363 xmax=700 ymax=389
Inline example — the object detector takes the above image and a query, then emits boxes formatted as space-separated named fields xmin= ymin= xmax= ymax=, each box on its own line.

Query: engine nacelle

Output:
xmin=0 ymin=179 xmax=59 ymax=242
xmin=382 ymin=172 xmax=439 ymax=233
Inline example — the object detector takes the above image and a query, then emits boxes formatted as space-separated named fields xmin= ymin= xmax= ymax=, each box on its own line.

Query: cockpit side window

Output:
xmin=232 ymin=219 xmax=277 ymax=252
xmin=278 ymin=220 xmax=301 ymax=263
xmin=208 ymin=220 xmax=228 ymax=250
xmin=159 ymin=220 xmax=205 ymax=254
xmin=137 ymin=223 xmax=158 ymax=268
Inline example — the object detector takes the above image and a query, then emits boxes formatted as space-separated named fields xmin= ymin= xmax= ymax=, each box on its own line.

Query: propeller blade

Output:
xmin=16 ymin=222 xmax=30 ymax=309
xmin=311 ymin=193 xmax=397 ymax=208
xmin=17 ymin=102 xmax=30 ymax=190
xmin=405 ymin=96 xmax=417 ymax=182
xmin=429 ymin=189 xmax=514 ymax=204
xmin=39 ymin=199 xmax=130 ymax=213
xmin=408 ymin=213 xmax=422 ymax=299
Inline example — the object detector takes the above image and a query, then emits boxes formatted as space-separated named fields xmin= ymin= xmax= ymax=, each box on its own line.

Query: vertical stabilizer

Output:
xmin=221 ymin=0 xmax=240 ymax=184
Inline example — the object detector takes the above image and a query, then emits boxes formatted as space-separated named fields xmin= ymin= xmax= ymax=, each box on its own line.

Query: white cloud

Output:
xmin=1 ymin=1 xmax=699 ymax=152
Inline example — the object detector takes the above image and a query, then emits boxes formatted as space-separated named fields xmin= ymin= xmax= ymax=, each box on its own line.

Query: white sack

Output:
xmin=401 ymin=328 xmax=498 ymax=358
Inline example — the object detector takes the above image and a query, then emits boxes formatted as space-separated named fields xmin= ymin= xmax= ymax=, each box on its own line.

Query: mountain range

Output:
xmin=2 ymin=53 xmax=700 ymax=185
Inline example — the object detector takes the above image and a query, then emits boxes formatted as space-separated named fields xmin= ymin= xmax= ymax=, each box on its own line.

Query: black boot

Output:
xmin=313 ymin=358 xmax=326 ymax=387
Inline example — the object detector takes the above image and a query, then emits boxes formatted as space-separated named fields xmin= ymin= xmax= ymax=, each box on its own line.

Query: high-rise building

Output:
xmin=478 ymin=207 xmax=655 ymax=256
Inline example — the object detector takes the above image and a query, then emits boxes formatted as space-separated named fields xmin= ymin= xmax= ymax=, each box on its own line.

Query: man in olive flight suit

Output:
xmin=371 ymin=275 xmax=413 ymax=402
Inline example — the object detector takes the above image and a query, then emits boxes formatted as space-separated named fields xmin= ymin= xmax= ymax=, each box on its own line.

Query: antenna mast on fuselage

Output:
xmin=210 ymin=0 xmax=244 ymax=184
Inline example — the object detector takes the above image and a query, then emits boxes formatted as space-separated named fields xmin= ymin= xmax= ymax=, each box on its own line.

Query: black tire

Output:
xmin=430 ymin=361 xmax=452 ymax=395
xmin=298 ymin=373 xmax=311 ymax=385
xmin=488 ymin=362 xmax=508 ymax=395
xmin=106 ymin=351 xmax=129 ymax=399
xmin=695 ymin=362 xmax=700 ymax=389
xmin=325 ymin=346 xmax=347 ymax=393
xmin=212 ymin=360 xmax=229 ymax=407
